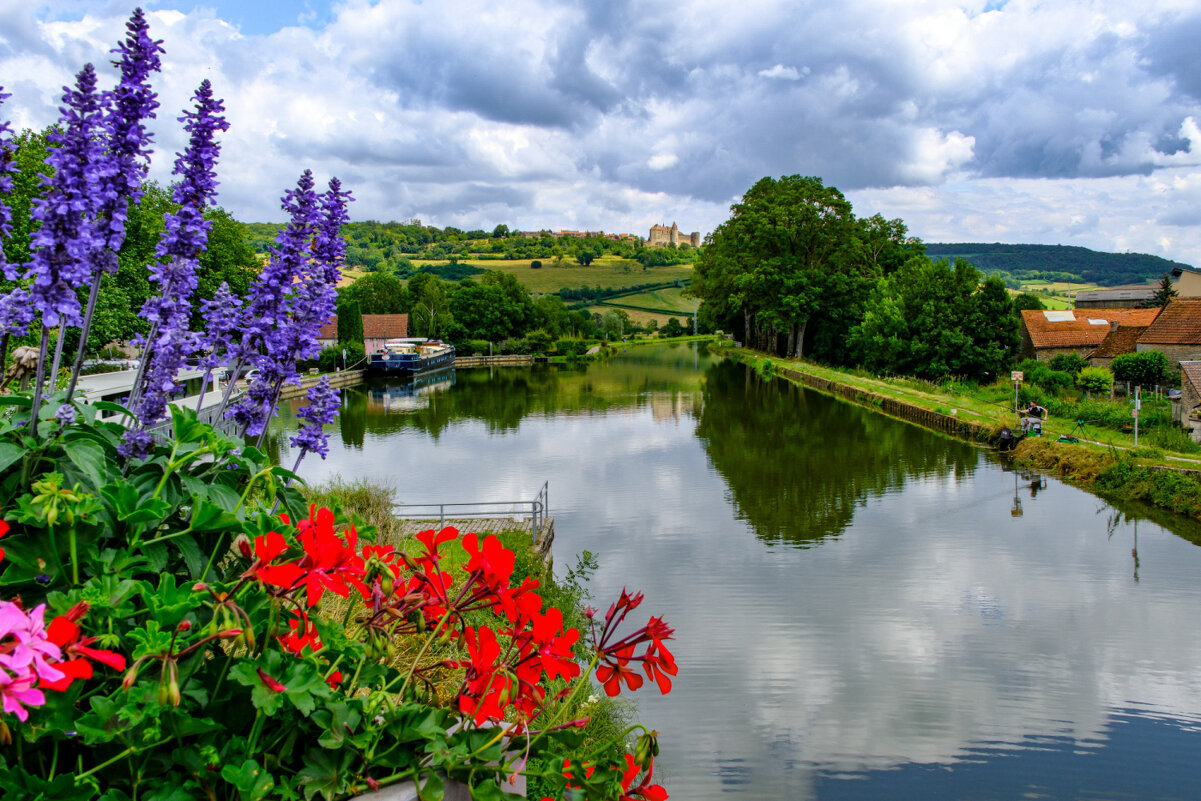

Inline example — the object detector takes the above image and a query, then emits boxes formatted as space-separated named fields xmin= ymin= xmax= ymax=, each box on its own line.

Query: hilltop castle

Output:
xmin=648 ymin=222 xmax=700 ymax=248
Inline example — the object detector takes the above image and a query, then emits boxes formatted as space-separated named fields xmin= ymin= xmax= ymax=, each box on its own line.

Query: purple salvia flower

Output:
xmin=313 ymin=177 xmax=352 ymax=285
xmin=289 ymin=376 xmax=340 ymax=465
xmin=197 ymin=281 xmax=240 ymax=371
xmin=117 ymin=428 xmax=154 ymax=461
xmin=54 ymin=404 xmax=76 ymax=425
xmin=23 ymin=65 xmax=105 ymax=328
xmin=226 ymin=171 xmax=320 ymax=437
xmin=125 ymin=80 xmax=227 ymax=440
xmin=0 ymin=88 xmax=17 ymax=278
xmin=0 ymin=286 xmax=34 ymax=337
xmin=94 ymin=7 xmax=163 ymax=259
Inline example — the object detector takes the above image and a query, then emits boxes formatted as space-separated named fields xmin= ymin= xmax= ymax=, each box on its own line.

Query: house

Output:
xmin=317 ymin=313 xmax=409 ymax=352
xmin=1019 ymin=307 xmax=1161 ymax=362
xmin=1135 ymin=297 xmax=1201 ymax=363
xmin=1074 ymin=287 xmax=1155 ymax=309
xmin=1088 ymin=324 xmax=1149 ymax=367
xmin=1169 ymin=265 xmax=1201 ymax=297
xmin=1177 ymin=362 xmax=1201 ymax=442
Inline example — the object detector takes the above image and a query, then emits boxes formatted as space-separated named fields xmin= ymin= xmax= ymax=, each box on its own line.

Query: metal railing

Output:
xmin=393 ymin=481 xmax=549 ymax=542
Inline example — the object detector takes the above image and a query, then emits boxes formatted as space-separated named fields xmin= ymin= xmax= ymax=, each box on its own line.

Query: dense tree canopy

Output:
xmin=851 ymin=259 xmax=1019 ymax=381
xmin=694 ymin=175 xmax=918 ymax=362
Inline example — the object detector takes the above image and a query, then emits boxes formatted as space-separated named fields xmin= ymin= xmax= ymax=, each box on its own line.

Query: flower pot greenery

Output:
xmin=0 ymin=10 xmax=674 ymax=800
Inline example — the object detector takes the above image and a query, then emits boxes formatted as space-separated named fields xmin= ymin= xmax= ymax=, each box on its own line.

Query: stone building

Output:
xmin=1019 ymin=308 xmax=1161 ymax=362
xmin=1136 ymin=297 xmax=1201 ymax=363
xmin=648 ymin=222 xmax=700 ymax=248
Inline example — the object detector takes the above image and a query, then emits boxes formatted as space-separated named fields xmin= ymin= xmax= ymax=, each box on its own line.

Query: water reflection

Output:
xmin=696 ymin=359 xmax=980 ymax=545
xmin=273 ymin=345 xmax=1201 ymax=800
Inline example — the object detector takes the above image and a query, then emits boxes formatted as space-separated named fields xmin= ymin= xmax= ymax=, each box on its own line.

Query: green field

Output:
xmin=406 ymin=256 xmax=693 ymax=295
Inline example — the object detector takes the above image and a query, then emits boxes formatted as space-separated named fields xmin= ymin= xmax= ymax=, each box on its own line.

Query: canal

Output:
xmin=273 ymin=343 xmax=1201 ymax=800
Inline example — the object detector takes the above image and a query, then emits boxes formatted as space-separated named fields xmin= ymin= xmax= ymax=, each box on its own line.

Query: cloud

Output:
xmin=2 ymin=1 xmax=1201 ymax=262
xmin=758 ymin=64 xmax=805 ymax=81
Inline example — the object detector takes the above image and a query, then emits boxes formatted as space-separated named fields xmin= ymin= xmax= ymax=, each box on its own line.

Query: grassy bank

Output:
xmin=721 ymin=346 xmax=1201 ymax=524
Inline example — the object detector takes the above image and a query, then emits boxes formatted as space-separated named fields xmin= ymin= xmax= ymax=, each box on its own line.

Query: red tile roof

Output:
xmin=1138 ymin=298 xmax=1201 ymax=345
xmin=1021 ymin=308 xmax=1161 ymax=349
xmin=318 ymin=313 xmax=409 ymax=340
xmin=1089 ymin=325 xmax=1147 ymax=359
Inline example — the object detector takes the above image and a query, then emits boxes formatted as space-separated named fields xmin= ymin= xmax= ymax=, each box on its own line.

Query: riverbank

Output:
xmin=719 ymin=345 xmax=1201 ymax=524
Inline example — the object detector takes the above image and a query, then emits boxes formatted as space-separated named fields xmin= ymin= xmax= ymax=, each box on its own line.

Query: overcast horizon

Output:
xmin=4 ymin=1 xmax=1201 ymax=265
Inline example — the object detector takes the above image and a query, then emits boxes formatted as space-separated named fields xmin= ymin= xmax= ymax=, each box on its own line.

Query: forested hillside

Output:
xmin=924 ymin=243 xmax=1192 ymax=287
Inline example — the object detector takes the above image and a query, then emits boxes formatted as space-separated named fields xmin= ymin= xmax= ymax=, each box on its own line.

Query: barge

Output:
xmin=367 ymin=338 xmax=455 ymax=376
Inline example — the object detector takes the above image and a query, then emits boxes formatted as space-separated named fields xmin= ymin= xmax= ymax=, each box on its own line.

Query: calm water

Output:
xmin=274 ymin=344 xmax=1201 ymax=800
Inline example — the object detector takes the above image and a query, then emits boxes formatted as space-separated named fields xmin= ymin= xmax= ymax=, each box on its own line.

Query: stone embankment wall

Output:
xmin=277 ymin=369 xmax=366 ymax=400
xmin=771 ymin=364 xmax=997 ymax=443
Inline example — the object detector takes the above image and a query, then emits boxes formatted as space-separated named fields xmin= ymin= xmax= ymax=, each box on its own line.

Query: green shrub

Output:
xmin=556 ymin=338 xmax=588 ymax=358
xmin=317 ymin=342 xmax=366 ymax=371
xmin=1076 ymin=366 xmax=1114 ymax=396
xmin=1050 ymin=353 xmax=1089 ymax=375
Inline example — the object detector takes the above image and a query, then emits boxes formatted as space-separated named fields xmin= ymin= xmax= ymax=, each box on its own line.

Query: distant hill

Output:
xmin=923 ymin=243 xmax=1192 ymax=288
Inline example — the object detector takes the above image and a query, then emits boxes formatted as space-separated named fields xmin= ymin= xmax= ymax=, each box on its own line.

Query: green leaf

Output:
xmin=93 ymin=400 xmax=134 ymax=416
xmin=0 ymin=441 xmax=25 ymax=474
xmin=0 ymin=395 xmax=32 ymax=408
xmin=221 ymin=759 xmax=276 ymax=801
xmin=296 ymin=749 xmax=355 ymax=801
xmin=228 ymin=662 xmax=284 ymax=715
xmin=189 ymin=498 xmax=239 ymax=532
xmin=418 ymin=772 xmax=444 ymax=801
xmin=174 ymin=534 xmax=206 ymax=578
xmin=64 ymin=438 xmax=107 ymax=490
xmin=207 ymin=483 xmax=241 ymax=513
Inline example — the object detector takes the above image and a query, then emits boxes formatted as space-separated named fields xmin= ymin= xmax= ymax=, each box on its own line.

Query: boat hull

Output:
xmin=367 ymin=347 xmax=455 ymax=376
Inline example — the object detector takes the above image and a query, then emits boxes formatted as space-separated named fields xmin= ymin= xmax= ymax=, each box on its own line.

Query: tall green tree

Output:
xmin=852 ymin=258 xmax=1017 ymax=381
xmin=340 ymin=271 xmax=407 ymax=314
xmin=694 ymin=175 xmax=862 ymax=357
xmin=337 ymin=299 xmax=364 ymax=348
xmin=1144 ymin=273 xmax=1179 ymax=308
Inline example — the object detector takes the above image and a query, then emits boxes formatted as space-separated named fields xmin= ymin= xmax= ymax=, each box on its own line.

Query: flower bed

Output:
xmin=0 ymin=11 xmax=674 ymax=799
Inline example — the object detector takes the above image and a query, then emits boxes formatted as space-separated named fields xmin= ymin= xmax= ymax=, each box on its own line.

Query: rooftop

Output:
xmin=1138 ymin=298 xmax=1201 ymax=345
xmin=1021 ymin=307 xmax=1162 ymax=349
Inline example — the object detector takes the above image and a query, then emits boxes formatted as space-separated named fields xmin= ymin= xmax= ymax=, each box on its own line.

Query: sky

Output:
xmin=4 ymin=1 xmax=1201 ymax=265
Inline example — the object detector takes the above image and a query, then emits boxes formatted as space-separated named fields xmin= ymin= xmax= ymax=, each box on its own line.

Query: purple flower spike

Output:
xmin=226 ymin=171 xmax=320 ymax=437
xmin=197 ymin=281 xmax=241 ymax=370
xmin=0 ymin=287 xmax=34 ymax=337
xmin=24 ymin=64 xmax=105 ymax=328
xmin=0 ymin=88 xmax=17 ymax=279
xmin=55 ymin=404 xmax=77 ymax=425
xmin=117 ymin=428 xmax=154 ymax=461
xmin=95 ymin=7 xmax=163 ymax=258
xmin=131 ymin=80 xmax=228 ymax=430
xmin=289 ymin=376 xmax=340 ymax=461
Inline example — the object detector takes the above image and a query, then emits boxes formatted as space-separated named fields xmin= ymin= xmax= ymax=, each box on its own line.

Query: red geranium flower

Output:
xmin=39 ymin=602 xmax=126 ymax=692
xmin=596 ymin=645 xmax=643 ymax=696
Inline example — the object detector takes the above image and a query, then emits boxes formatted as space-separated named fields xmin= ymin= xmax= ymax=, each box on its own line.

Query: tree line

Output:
xmin=245 ymin=220 xmax=699 ymax=276
xmin=693 ymin=175 xmax=1020 ymax=382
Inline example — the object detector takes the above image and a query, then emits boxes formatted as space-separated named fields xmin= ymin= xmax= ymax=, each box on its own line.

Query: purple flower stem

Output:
xmin=65 ymin=259 xmax=110 ymax=404
xmin=213 ymin=355 xmax=246 ymax=420
xmin=27 ymin=326 xmax=51 ymax=434
xmin=48 ymin=325 xmax=66 ymax=390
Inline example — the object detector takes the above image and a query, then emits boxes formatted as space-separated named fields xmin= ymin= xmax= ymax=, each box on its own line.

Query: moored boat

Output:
xmin=367 ymin=338 xmax=455 ymax=375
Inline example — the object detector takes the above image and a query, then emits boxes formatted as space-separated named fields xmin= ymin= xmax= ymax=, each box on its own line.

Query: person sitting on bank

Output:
xmin=1021 ymin=402 xmax=1047 ymax=433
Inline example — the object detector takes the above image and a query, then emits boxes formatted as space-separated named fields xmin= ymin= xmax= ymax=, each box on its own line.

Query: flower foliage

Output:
xmin=0 ymin=10 xmax=674 ymax=801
